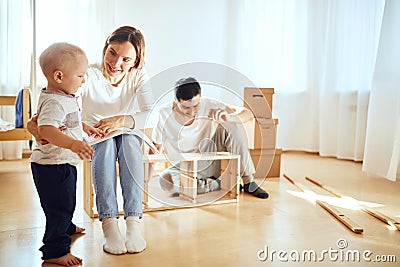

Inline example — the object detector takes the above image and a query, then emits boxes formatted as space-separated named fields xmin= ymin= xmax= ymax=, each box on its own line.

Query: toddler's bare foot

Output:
xmin=44 ymin=253 xmax=82 ymax=266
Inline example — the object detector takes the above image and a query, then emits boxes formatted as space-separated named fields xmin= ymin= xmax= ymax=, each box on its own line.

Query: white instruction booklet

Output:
xmin=84 ymin=128 xmax=159 ymax=154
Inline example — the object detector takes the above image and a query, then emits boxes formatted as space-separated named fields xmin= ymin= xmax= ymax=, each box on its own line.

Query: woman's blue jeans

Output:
xmin=92 ymin=134 xmax=144 ymax=220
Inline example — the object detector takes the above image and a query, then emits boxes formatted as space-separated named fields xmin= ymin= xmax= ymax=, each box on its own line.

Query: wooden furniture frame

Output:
xmin=0 ymin=88 xmax=32 ymax=141
xmin=83 ymin=152 xmax=240 ymax=218
xmin=143 ymin=152 xmax=240 ymax=212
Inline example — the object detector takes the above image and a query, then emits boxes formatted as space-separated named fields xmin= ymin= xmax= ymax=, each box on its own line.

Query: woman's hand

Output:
xmin=92 ymin=115 xmax=125 ymax=135
xmin=27 ymin=114 xmax=48 ymax=145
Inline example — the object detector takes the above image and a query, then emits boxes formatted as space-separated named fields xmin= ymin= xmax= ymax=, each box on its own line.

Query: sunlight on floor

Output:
xmin=286 ymin=190 xmax=384 ymax=210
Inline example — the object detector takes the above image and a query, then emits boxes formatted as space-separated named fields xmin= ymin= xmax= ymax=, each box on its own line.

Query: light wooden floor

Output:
xmin=0 ymin=151 xmax=399 ymax=267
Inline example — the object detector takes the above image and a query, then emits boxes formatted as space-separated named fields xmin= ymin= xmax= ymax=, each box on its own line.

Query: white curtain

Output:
xmin=0 ymin=0 xmax=33 ymax=159
xmin=0 ymin=0 xmax=32 ymax=94
xmin=363 ymin=0 xmax=400 ymax=181
xmin=0 ymin=0 xmax=115 ymax=159
xmin=34 ymin=0 xmax=116 ymax=103
xmin=229 ymin=0 xmax=385 ymax=161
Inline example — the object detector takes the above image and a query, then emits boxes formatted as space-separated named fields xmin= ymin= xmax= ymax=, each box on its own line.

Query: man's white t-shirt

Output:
xmin=152 ymin=97 xmax=226 ymax=156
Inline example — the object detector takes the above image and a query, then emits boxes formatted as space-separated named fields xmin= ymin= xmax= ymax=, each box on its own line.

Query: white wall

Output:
xmin=114 ymin=0 xmax=254 ymax=107
xmin=114 ymin=0 xmax=229 ymax=77
xmin=115 ymin=0 xmax=251 ymax=108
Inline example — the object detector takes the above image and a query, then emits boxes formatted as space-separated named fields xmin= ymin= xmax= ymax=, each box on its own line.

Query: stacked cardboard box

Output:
xmin=243 ymin=88 xmax=281 ymax=178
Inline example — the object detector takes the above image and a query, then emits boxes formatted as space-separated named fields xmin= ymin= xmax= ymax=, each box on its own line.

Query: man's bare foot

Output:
xmin=43 ymin=253 xmax=82 ymax=266
xmin=75 ymin=226 xmax=85 ymax=234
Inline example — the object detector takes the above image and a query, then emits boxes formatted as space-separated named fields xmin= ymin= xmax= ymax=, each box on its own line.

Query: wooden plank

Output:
xmin=0 ymin=128 xmax=31 ymax=140
xmin=180 ymin=173 xmax=197 ymax=203
xmin=0 ymin=96 xmax=16 ymax=106
xmin=283 ymin=173 xmax=364 ymax=234
xmin=83 ymin=160 xmax=95 ymax=218
xmin=360 ymin=207 xmax=400 ymax=231
xmin=305 ymin=176 xmax=400 ymax=231
xmin=143 ymin=162 xmax=150 ymax=209
xmin=305 ymin=176 xmax=342 ymax=198
xmin=143 ymin=197 xmax=237 ymax=213
xmin=220 ymin=157 xmax=240 ymax=199
xmin=179 ymin=160 xmax=195 ymax=178
xmin=22 ymin=88 xmax=30 ymax=128
xmin=316 ymin=200 xmax=363 ymax=234
xmin=143 ymin=152 xmax=239 ymax=162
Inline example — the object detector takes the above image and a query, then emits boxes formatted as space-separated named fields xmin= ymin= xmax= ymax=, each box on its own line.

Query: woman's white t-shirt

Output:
xmin=79 ymin=63 xmax=153 ymax=127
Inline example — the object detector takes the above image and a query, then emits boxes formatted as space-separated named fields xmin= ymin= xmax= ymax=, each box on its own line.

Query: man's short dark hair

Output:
xmin=174 ymin=77 xmax=201 ymax=101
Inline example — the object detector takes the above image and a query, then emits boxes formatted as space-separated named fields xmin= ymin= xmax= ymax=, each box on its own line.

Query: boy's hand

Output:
xmin=82 ymin=122 xmax=104 ymax=138
xmin=28 ymin=114 xmax=67 ymax=145
xmin=70 ymin=140 xmax=95 ymax=160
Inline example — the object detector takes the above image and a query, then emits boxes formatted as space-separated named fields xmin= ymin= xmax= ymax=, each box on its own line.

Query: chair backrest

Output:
xmin=0 ymin=88 xmax=31 ymax=129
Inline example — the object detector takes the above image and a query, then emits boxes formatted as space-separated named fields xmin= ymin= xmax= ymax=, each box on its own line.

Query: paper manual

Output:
xmin=84 ymin=128 xmax=159 ymax=154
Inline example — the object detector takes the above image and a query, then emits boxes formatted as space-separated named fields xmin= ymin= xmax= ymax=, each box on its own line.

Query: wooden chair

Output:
xmin=0 ymin=88 xmax=32 ymax=141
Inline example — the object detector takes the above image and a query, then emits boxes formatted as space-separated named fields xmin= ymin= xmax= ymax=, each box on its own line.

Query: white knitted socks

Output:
xmin=102 ymin=217 xmax=127 ymax=255
xmin=125 ymin=216 xmax=147 ymax=253
xmin=101 ymin=216 xmax=146 ymax=254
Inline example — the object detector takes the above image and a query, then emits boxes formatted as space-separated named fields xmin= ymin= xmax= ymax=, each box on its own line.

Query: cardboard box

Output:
xmin=253 ymin=118 xmax=278 ymax=149
xmin=243 ymin=118 xmax=278 ymax=149
xmin=250 ymin=148 xmax=282 ymax=178
xmin=244 ymin=87 xmax=274 ymax=118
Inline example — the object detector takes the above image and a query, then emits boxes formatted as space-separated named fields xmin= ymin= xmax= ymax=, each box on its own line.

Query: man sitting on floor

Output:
xmin=152 ymin=77 xmax=269 ymax=199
